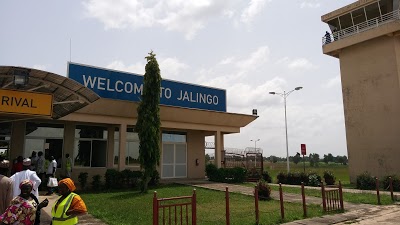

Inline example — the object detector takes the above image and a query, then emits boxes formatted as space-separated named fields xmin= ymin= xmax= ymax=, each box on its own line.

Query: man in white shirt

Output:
xmin=10 ymin=158 xmax=41 ymax=198
xmin=46 ymin=156 xmax=57 ymax=195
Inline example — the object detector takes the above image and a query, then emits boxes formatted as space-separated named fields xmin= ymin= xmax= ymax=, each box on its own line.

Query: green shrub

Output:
xmin=382 ymin=175 xmax=400 ymax=192
xmin=247 ymin=168 xmax=261 ymax=180
xmin=206 ymin=164 xmax=247 ymax=183
xmin=323 ymin=171 xmax=336 ymax=185
xmin=356 ymin=172 xmax=376 ymax=190
xmin=229 ymin=167 xmax=247 ymax=183
xmin=276 ymin=172 xmax=287 ymax=184
xmin=256 ymin=179 xmax=272 ymax=200
xmin=78 ymin=172 xmax=88 ymax=191
xmin=206 ymin=163 xmax=219 ymax=181
xmin=105 ymin=169 xmax=123 ymax=189
xmin=121 ymin=169 xmax=143 ymax=188
xmin=91 ymin=174 xmax=102 ymax=191
xmin=308 ymin=173 xmax=321 ymax=187
xmin=262 ymin=171 xmax=272 ymax=183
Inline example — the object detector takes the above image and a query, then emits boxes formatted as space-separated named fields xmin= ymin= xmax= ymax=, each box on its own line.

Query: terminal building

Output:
xmin=322 ymin=0 xmax=400 ymax=182
xmin=0 ymin=63 xmax=257 ymax=182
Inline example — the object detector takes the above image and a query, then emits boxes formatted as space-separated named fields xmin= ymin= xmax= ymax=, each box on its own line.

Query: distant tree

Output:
xmin=337 ymin=155 xmax=348 ymax=165
xmin=293 ymin=152 xmax=301 ymax=164
xmin=309 ymin=153 xmax=320 ymax=167
xmin=136 ymin=51 xmax=162 ymax=193
xmin=323 ymin=154 xmax=329 ymax=164
xmin=270 ymin=155 xmax=278 ymax=163
xmin=327 ymin=153 xmax=334 ymax=162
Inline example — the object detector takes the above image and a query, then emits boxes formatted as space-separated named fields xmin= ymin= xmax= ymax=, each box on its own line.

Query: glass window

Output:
xmin=379 ymin=0 xmax=394 ymax=15
xmin=0 ymin=122 xmax=12 ymax=136
xmin=162 ymin=133 xmax=186 ymax=143
xmin=365 ymin=2 xmax=381 ymax=20
xmin=114 ymin=127 xmax=140 ymax=166
xmin=74 ymin=125 xmax=107 ymax=167
xmin=75 ymin=125 xmax=107 ymax=139
xmin=352 ymin=8 xmax=367 ymax=25
xmin=339 ymin=13 xmax=353 ymax=29
xmin=327 ymin=18 xmax=340 ymax=32
xmin=126 ymin=141 xmax=139 ymax=165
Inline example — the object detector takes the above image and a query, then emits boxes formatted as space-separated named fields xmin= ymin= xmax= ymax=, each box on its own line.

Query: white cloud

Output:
xmin=235 ymin=46 xmax=270 ymax=70
xmin=218 ymin=57 xmax=235 ymax=65
xmin=240 ymin=0 xmax=270 ymax=25
xmin=324 ymin=75 xmax=341 ymax=88
xmin=83 ymin=0 xmax=234 ymax=40
xmin=300 ymin=1 xmax=321 ymax=9
xmin=106 ymin=57 xmax=188 ymax=79
xmin=288 ymin=58 xmax=317 ymax=70
xmin=106 ymin=61 xmax=145 ymax=74
xmin=158 ymin=57 xmax=189 ymax=79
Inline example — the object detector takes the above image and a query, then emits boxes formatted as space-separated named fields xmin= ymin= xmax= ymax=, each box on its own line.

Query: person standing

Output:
xmin=0 ymin=180 xmax=48 ymax=225
xmin=51 ymin=178 xmax=87 ymax=225
xmin=45 ymin=156 xmax=57 ymax=195
xmin=64 ymin=154 xmax=73 ymax=178
xmin=30 ymin=151 xmax=38 ymax=171
xmin=9 ymin=158 xmax=41 ymax=199
xmin=0 ymin=160 xmax=13 ymax=216
xmin=36 ymin=151 xmax=45 ymax=191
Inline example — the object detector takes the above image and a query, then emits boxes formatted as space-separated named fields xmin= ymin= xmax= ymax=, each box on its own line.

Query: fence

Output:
xmin=321 ymin=181 xmax=344 ymax=212
xmin=153 ymin=190 xmax=197 ymax=225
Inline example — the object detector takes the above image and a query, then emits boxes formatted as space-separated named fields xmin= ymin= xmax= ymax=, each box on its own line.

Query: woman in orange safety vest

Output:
xmin=51 ymin=178 xmax=87 ymax=225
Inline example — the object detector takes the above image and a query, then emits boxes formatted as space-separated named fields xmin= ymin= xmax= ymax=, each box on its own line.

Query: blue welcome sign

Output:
xmin=68 ymin=62 xmax=227 ymax=112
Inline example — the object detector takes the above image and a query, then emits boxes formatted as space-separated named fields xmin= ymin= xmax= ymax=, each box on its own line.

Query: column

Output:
xmin=10 ymin=121 xmax=25 ymax=160
xmin=107 ymin=126 xmax=115 ymax=168
xmin=118 ymin=123 xmax=127 ymax=171
xmin=214 ymin=131 xmax=223 ymax=168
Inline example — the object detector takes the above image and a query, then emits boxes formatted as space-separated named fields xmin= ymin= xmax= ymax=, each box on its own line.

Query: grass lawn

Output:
xmin=81 ymin=184 xmax=323 ymax=225
xmin=265 ymin=161 xmax=350 ymax=185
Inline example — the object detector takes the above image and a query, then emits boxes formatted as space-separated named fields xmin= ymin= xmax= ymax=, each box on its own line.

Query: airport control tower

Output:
xmin=322 ymin=0 xmax=400 ymax=182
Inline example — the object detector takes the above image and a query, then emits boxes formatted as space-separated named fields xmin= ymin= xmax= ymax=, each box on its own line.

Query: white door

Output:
xmin=162 ymin=143 xmax=187 ymax=178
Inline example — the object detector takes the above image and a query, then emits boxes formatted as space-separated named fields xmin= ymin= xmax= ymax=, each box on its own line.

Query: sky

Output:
xmin=0 ymin=0 xmax=355 ymax=158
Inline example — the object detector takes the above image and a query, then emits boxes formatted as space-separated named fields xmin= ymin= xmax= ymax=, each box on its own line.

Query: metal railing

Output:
xmin=322 ymin=9 xmax=400 ymax=45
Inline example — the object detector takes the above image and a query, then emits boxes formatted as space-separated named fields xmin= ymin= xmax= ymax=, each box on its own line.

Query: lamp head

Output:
xmin=295 ymin=87 xmax=303 ymax=91
xmin=269 ymin=92 xmax=276 ymax=95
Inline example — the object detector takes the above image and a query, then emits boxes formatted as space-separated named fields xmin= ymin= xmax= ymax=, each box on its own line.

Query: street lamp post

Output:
xmin=250 ymin=139 xmax=260 ymax=167
xmin=269 ymin=87 xmax=303 ymax=173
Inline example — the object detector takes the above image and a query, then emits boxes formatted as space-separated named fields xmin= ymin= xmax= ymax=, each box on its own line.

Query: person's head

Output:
xmin=66 ymin=153 xmax=70 ymax=158
xmin=22 ymin=158 xmax=31 ymax=170
xmin=58 ymin=178 xmax=76 ymax=196
xmin=31 ymin=151 xmax=37 ymax=157
xmin=19 ymin=179 xmax=33 ymax=199
xmin=38 ymin=151 xmax=43 ymax=157
xmin=17 ymin=156 xmax=23 ymax=162
xmin=50 ymin=156 xmax=54 ymax=161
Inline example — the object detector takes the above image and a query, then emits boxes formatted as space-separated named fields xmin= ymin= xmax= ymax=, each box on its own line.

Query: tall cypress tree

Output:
xmin=136 ymin=51 xmax=161 ymax=193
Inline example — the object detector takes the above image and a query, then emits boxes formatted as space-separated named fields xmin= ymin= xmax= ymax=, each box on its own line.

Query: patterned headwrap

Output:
xmin=59 ymin=178 xmax=76 ymax=192
xmin=19 ymin=179 xmax=33 ymax=189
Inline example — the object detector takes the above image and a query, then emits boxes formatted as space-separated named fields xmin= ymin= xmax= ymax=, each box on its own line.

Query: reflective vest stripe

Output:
xmin=52 ymin=193 xmax=78 ymax=224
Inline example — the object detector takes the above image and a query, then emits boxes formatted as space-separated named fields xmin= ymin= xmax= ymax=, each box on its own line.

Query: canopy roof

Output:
xmin=0 ymin=66 xmax=100 ymax=120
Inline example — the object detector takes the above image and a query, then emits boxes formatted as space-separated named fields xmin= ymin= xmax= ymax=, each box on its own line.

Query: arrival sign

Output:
xmin=0 ymin=89 xmax=53 ymax=117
